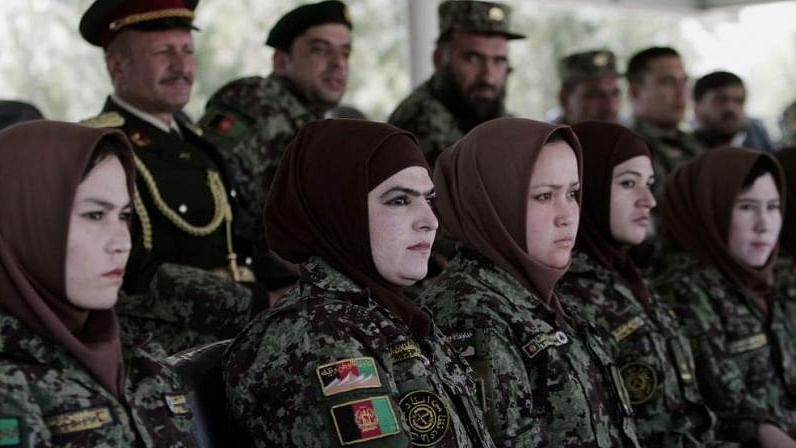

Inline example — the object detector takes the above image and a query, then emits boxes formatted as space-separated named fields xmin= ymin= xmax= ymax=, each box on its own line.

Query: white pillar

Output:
xmin=407 ymin=0 xmax=438 ymax=88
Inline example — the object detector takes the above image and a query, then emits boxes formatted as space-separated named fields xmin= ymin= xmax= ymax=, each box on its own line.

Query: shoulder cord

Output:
xmin=131 ymin=155 xmax=242 ymax=280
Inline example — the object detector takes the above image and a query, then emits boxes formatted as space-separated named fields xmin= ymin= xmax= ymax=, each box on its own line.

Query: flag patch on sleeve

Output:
xmin=316 ymin=357 xmax=382 ymax=397
xmin=330 ymin=396 xmax=400 ymax=445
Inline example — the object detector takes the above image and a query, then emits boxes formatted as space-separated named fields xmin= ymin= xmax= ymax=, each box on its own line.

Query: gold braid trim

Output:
xmin=109 ymin=9 xmax=194 ymax=31
xmin=132 ymin=189 xmax=154 ymax=251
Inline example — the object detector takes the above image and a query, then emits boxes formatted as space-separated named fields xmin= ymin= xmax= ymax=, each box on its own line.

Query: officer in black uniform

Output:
xmin=79 ymin=0 xmax=252 ymax=294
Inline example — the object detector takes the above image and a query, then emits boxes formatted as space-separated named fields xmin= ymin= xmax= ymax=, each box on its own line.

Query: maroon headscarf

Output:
xmin=775 ymin=145 xmax=796 ymax=256
xmin=572 ymin=121 xmax=653 ymax=306
xmin=266 ymin=119 xmax=432 ymax=340
xmin=660 ymin=147 xmax=785 ymax=312
xmin=0 ymin=120 xmax=136 ymax=398
xmin=433 ymin=117 xmax=583 ymax=309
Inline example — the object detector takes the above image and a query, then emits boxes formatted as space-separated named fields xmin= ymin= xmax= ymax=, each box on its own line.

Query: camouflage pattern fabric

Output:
xmin=223 ymin=257 xmax=495 ymax=447
xmin=654 ymin=251 xmax=796 ymax=444
xmin=558 ymin=251 xmax=720 ymax=447
xmin=775 ymin=255 xmax=796 ymax=345
xmin=200 ymin=74 xmax=323 ymax=245
xmin=418 ymin=248 xmax=640 ymax=447
xmin=631 ymin=119 xmax=704 ymax=200
xmin=117 ymin=263 xmax=253 ymax=355
xmin=388 ymin=75 xmax=465 ymax=169
xmin=0 ymin=310 xmax=195 ymax=447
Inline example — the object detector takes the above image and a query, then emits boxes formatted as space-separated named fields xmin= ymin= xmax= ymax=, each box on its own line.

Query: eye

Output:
xmin=82 ymin=211 xmax=104 ymax=221
xmin=768 ymin=202 xmax=782 ymax=211
xmin=425 ymin=193 xmax=436 ymax=205
xmin=120 ymin=210 xmax=133 ymax=222
xmin=737 ymin=203 xmax=754 ymax=211
xmin=620 ymin=180 xmax=636 ymax=188
xmin=567 ymin=189 xmax=579 ymax=200
xmin=533 ymin=192 xmax=552 ymax=202
xmin=385 ymin=195 xmax=410 ymax=206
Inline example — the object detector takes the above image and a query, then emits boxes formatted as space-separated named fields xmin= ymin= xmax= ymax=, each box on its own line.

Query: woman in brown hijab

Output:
xmin=0 ymin=121 xmax=194 ymax=446
xmin=653 ymin=147 xmax=796 ymax=447
xmin=223 ymin=119 xmax=494 ymax=447
xmin=419 ymin=117 xmax=640 ymax=447
xmin=556 ymin=121 xmax=717 ymax=447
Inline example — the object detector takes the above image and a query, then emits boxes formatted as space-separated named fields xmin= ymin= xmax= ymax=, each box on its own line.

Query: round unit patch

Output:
xmin=620 ymin=362 xmax=657 ymax=405
xmin=398 ymin=390 xmax=450 ymax=447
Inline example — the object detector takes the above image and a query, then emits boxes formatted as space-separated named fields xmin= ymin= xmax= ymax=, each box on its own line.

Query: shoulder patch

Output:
xmin=317 ymin=357 xmax=382 ymax=397
xmin=727 ymin=333 xmax=768 ymax=354
xmin=398 ymin=390 xmax=450 ymax=446
xmin=0 ymin=416 xmax=21 ymax=447
xmin=620 ymin=362 xmax=657 ymax=405
xmin=164 ymin=393 xmax=191 ymax=416
xmin=330 ymin=396 xmax=400 ymax=445
xmin=523 ymin=330 xmax=570 ymax=359
xmin=388 ymin=341 xmax=422 ymax=364
xmin=45 ymin=407 xmax=115 ymax=436
xmin=447 ymin=329 xmax=476 ymax=357
xmin=203 ymin=111 xmax=248 ymax=138
xmin=79 ymin=112 xmax=124 ymax=128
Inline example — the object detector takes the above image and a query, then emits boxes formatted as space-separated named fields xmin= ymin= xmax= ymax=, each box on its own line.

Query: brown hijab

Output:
xmin=266 ymin=119 xmax=432 ymax=340
xmin=660 ymin=147 xmax=785 ymax=311
xmin=571 ymin=121 xmax=653 ymax=306
xmin=0 ymin=120 xmax=135 ymax=398
xmin=433 ymin=117 xmax=583 ymax=308
xmin=775 ymin=145 xmax=796 ymax=256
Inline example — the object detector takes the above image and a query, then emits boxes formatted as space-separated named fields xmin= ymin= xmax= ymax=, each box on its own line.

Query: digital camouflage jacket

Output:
xmin=418 ymin=249 xmax=640 ymax=447
xmin=0 ymin=310 xmax=195 ymax=447
xmin=223 ymin=257 xmax=494 ymax=447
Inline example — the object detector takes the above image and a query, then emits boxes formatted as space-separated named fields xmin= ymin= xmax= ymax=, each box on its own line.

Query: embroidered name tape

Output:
xmin=727 ymin=333 xmax=768 ymax=354
xmin=523 ymin=330 xmax=570 ymax=359
xmin=389 ymin=341 xmax=423 ymax=363
xmin=611 ymin=316 xmax=646 ymax=343
xmin=45 ymin=407 xmax=114 ymax=436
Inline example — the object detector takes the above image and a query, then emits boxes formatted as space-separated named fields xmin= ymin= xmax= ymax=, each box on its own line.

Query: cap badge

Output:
xmin=488 ymin=6 xmax=504 ymax=22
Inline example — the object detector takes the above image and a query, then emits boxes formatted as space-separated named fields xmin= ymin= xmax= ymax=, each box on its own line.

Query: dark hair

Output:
xmin=81 ymin=135 xmax=131 ymax=180
xmin=693 ymin=71 xmax=744 ymax=102
xmin=741 ymin=155 xmax=779 ymax=191
xmin=626 ymin=46 xmax=680 ymax=84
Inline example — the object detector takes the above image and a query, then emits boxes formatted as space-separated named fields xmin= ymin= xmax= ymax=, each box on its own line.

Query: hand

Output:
xmin=758 ymin=423 xmax=796 ymax=448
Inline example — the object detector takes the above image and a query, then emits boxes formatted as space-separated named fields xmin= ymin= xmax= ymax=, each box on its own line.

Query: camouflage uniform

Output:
xmin=631 ymin=119 xmax=703 ymax=200
xmin=117 ymin=264 xmax=253 ymax=355
xmin=0 ymin=310 xmax=194 ymax=447
xmin=418 ymin=249 xmax=640 ymax=447
xmin=223 ymin=257 xmax=494 ymax=447
xmin=558 ymin=251 xmax=719 ymax=447
xmin=200 ymin=74 xmax=323 ymax=245
xmin=387 ymin=74 xmax=467 ymax=169
xmin=654 ymin=252 xmax=796 ymax=444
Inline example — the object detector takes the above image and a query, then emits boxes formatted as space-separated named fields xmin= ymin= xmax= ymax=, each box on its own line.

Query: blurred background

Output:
xmin=2 ymin=0 xmax=795 ymax=139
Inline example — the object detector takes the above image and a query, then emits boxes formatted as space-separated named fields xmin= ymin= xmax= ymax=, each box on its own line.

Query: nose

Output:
xmin=554 ymin=198 xmax=578 ymax=228
xmin=415 ymin=201 xmax=439 ymax=232
xmin=639 ymin=185 xmax=657 ymax=209
xmin=480 ymin=59 xmax=503 ymax=86
xmin=108 ymin=223 xmax=132 ymax=256
xmin=170 ymin=51 xmax=194 ymax=74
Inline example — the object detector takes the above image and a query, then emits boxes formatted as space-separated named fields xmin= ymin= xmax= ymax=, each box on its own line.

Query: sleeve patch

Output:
xmin=388 ymin=341 xmax=422 ymax=363
xmin=0 ymin=417 xmax=21 ymax=447
xmin=206 ymin=112 xmax=247 ymax=138
xmin=523 ymin=330 xmax=570 ymax=359
xmin=317 ymin=357 xmax=382 ymax=397
xmin=446 ymin=329 xmax=476 ymax=357
xmin=330 ymin=396 xmax=400 ymax=445
xmin=45 ymin=407 xmax=114 ymax=436
xmin=164 ymin=394 xmax=192 ymax=416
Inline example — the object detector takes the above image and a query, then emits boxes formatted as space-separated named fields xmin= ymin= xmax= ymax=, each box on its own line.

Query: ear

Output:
xmin=105 ymin=51 xmax=124 ymax=85
xmin=272 ymin=50 xmax=289 ymax=74
xmin=432 ymin=47 xmax=444 ymax=71
xmin=558 ymin=88 xmax=568 ymax=108
xmin=629 ymin=81 xmax=642 ymax=100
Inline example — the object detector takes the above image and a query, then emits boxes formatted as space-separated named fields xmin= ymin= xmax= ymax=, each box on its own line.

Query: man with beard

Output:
xmin=554 ymin=49 xmax=622 ymax=125
xmin=79 ymin=0 xmax=249 ymax=294
xmin=388 ymin=0 xmax=524 ymax=169
xmin=200 ymin=1 xmax=352 ymax=300
xmin=693 ymin=71 xmax=774 ymax=151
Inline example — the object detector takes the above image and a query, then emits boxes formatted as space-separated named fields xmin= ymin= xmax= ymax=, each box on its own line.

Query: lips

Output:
xmin=102 ymin=268 xmax=125 ymax=278
xmin=553 ymin=237 xmax=575 ymax=248
xmin=408 ymin=241 xmax=431 ymax=251
xmin=633 ymin=215 xmax=650 ymax=226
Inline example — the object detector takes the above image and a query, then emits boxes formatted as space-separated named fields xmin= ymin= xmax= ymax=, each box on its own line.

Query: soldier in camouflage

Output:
xmin=0 ymin=121 xmax=195 ymax=447
xmin=200 ymin=1 xmax=352 ymax=295
xmin=553 ymin=50 xmax=622 ymax=125
xmin=420 ymin=118 xmax=640 ymax=447
xmin=556 ymin=122 xmax=721 ymax=447
xmin=388 ymin=0 xmax=524 ymax=170
xmin=224 ymin=120 xmax=494 ymax=447
xmin=654 ymin=148 xmax=796 ymax=447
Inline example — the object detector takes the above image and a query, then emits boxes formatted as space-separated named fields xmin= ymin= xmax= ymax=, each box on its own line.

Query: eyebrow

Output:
xmin=308 ymin=38 xmax=351 ymax=50
xmin=378 ymin=186 xmax=435 ymax=199
xmin=78 ymin=198 xmax=132 ymax=209
xmin=735 ymin=197 xmax=780 ymax=203
xmin=529 ymin=181 xmax=580 ymax=190
xmin=613 ymin=170 xmax=644 ymax=178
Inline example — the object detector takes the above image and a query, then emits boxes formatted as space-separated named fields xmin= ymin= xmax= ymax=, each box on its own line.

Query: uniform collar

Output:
xmin=111 ymin=94 xmax=182 ymax=137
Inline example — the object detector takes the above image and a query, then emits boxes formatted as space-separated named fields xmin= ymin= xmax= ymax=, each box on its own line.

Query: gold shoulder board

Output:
xmin=79 ymin=112 xmax=125 ymax=128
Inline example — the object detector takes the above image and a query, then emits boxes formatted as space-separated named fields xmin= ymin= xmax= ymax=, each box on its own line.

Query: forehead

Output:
xmin=531 ymin=141 xmax=579 ymax=182
xmin=295 ymin=23 xmax=352 ymax=46
xmin=705 ymin=83 xmax=746 ymax=99
xmin=370 ymin=166 xmax=432 ymax=194
xmin=738 ymin=172 xmax=780 ymax=198
xmin=613 ymin=155 xmax=653 ymax=174
xmin=645 ymin=56 xmax=685 ymax=78
xmin=449 ymin=31 xmax=508 ymax=55
xmin=75 ymin=156 xmax=129 ymax=197
xmin=127 ymin=28 xmax=194 ymax=48
xmin=571 ymin=75 xmax=620 ymax=93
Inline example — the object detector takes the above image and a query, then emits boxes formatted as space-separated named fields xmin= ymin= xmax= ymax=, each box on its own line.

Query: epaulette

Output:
xmin=79 ymin=111 xmax=125 ymax=128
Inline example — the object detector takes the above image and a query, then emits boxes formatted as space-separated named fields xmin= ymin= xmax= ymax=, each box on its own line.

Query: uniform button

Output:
xmin=178 ymin=204 xmax=188 ymax=214
xmin=230 ymin=189 xmax=237 ymax=198
xmin=244 ymin=257 xmax=253 ymax=265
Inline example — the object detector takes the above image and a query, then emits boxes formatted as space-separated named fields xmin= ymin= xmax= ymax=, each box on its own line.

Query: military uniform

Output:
xmin=0 ymin=310 xmax=194 ymax=447
xmin=631 ymin=119 xmax=703 ymax=199
xmin=117 ymin=264 xmax=252 ymax=355
xmin=200 ymin=74 xmax=322 ymax=246
xmin=654 ymin=252 xmax=796 ymax=444
xmin=558 ymin=251 xmax=718 ymax=447
xmin=223 ymin=257 xmax=494 ymax=447
xmin=418 ymin=249 xmax=640 ymax=447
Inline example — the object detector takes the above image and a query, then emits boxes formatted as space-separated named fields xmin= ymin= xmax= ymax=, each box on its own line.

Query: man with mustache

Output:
xmin=79 ymin=0 xmax=248 ymax=295
xmin=388 ymin=0 xmax=524 ymax=169
xmin=200 ymin=1 xmax=352 ymax=300
xmin=693 ymin=71 xmax=775 ymax=151
xmin=554 ymin=49 xmax=622 ymax=125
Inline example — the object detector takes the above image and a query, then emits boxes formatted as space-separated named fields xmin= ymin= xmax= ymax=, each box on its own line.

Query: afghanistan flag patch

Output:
xmin=330 ymin=396 xmax=400 ymax=445
xmin=0 ymin=417 xmax=21 ymax=447
xmin=207 ymin=112 xmax=247 ymax=138
xmin=317 ymin=357 xmax=382 ymax=397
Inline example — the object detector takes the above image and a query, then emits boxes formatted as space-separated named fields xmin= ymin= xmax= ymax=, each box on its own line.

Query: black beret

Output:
xmin=693 ymin=71 xmax=744 ymax=102
xmin=80 ymin=0 xmax=199 ymax=48
xmin=266 ymin=1 xmax=352 ymax=51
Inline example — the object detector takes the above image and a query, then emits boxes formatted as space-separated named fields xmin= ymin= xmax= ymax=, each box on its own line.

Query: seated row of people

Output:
xmin=3 ymin=117 xmax=796 ymax=447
